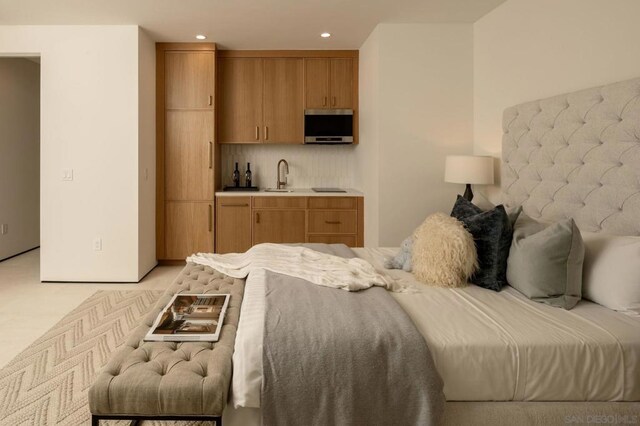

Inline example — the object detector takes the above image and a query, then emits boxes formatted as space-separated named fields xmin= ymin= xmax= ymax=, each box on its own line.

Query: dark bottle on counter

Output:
xmin=232 ymin=162 xmax=240 ymax=187
xmin=245 ymin=163 xmax=252 ymax=188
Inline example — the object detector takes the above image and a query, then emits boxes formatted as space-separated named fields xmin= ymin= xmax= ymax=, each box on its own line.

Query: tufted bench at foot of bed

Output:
xmin=88 ymin=263 xmax=245 ymax=425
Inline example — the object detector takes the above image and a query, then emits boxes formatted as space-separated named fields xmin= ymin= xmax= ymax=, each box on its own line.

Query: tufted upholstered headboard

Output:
xmin=502 ymin=78 xmax=640 ymax=236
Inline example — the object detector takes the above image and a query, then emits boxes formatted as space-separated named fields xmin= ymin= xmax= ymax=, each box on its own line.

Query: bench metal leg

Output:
xmin=91 ymin=414 xmax=221 ymax=425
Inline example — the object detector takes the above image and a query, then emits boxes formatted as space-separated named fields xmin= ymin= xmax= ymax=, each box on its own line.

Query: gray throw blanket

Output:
xmin=262 ymin=244 xmax=445 ymax=426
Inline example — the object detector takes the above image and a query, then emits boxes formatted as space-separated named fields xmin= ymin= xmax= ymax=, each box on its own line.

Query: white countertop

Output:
xmin=215 ymin=188 xmax=363 ymax=197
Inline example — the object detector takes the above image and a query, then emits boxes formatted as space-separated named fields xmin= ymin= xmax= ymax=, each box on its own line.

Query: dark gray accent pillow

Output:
xmin=451 ymin=196 xmax=513 ymax=291
xmin=507 ymin=214 xmax=584 ymax=310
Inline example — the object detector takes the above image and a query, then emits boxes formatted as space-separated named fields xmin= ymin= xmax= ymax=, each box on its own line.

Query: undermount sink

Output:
xmin=264 ymin=188 xmax=295 ymax=193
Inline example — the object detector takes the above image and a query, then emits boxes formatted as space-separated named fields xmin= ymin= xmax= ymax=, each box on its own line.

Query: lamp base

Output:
xmin=463 ymin=184 xmax=474 ymax=202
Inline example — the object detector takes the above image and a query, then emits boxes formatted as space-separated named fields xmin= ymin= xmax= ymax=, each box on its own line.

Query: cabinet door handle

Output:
xmin=208 ymin=95 xmax=213 ymax=106
xmin=323 ymin=96 xmax=327 ymax=106
xmin=332 ymin=96 xmax=336 ymax=106
xmin=264 ymin=126 xmax=269 ymax=141
xmin=325 ymin=220 xmax=341 ymax=225
xmin=255 ymin=126 xmax=260 ymax=140
xmin=256 ymin=212 xmax=260 ymax=224
xmin=208 ymin=141 xmax=213 ymax=169
xmin=221 ymin=203 xmax=249 ymax=207
xmin=208 ymin=205 xmax=213 ymax=231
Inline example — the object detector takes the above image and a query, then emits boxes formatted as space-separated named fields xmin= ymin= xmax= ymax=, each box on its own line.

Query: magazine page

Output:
xmin=145 ymin=294 xmax=230 ymax=342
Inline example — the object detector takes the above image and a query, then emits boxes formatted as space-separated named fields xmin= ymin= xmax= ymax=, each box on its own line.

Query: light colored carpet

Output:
xmin=0 ymin=290 xmax=215 ymax=425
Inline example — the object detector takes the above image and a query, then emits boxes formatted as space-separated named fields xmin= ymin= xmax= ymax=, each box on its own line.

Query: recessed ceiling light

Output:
xmin=196 ymin=35 xmax=207 ymax=40
xmin=320 ymin=32 xmax=331 ymax=38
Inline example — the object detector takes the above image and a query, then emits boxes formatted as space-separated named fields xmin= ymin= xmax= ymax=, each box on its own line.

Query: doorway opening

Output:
xmin=0 ymin=57 xmax=41 ymax=263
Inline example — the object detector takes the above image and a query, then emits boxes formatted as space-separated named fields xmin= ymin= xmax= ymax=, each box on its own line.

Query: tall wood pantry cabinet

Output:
xmin=157 ymin=43 xmax=219 ymax=261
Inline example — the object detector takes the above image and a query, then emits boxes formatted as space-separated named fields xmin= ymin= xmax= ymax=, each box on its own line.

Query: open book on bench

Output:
xmin=145 ymin=294 xmax=230 ymax=342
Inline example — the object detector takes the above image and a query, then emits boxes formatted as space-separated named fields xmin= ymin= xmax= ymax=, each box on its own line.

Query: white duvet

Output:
xmin=231 ymin=247 xmax=640 ymax=407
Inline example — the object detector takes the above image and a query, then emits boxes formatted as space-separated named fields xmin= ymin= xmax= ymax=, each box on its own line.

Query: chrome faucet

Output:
xmin=277 ymin=159 xmax=289 ymax=189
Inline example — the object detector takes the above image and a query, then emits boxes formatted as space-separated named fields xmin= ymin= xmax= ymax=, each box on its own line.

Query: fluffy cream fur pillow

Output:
xmin=412 ymin=213 xmax=477 ymax=288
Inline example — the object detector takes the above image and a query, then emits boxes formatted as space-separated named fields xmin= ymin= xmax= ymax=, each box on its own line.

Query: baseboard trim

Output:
xmin=0 ymin=246 xmax=39 ymax=263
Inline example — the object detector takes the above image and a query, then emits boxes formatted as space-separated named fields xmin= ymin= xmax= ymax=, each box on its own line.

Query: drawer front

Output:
xmin=308 ymin=234 xmax=356 ymax=246
xmin=308 ymin=210 xmax=357 ymax=234
xmin=253 ymin=196 xmax=307 ymax=209
xmin=308 ymin=196 xmax=357 ymax=210
xmin=217 ymin=196 xmax=251 ymax=208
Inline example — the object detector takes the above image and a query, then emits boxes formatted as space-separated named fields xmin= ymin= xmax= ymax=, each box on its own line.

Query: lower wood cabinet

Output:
xmin=215 ymin=195 xmax=364 ymax=252
xmin=165 ymin=201 xmax=213 ymax=259
xmin=215 ymin=197 xmax=252 ymax=254
xmin=253 ymin=209 xmax=306 ymax=244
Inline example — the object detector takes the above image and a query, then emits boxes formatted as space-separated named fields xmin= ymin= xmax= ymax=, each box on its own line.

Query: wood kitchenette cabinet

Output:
xmin=218 ymin=50 xmax=358 ymax=144
xmin=304 ymin=57 xmax=354 ymax=109
xmin=215 ymin=195 xmax=364 ymax=253
xmin=157 ymin=46 xmax=360 ymax=261
xmin=218 ymin=57 xmax=303 ymax=144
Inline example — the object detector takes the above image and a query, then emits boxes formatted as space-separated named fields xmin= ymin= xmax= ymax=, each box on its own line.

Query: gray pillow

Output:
xmin=507 ymin=214 xmax=584 ymax=309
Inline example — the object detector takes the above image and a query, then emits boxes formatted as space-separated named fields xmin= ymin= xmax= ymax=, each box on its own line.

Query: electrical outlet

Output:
xmin=0 ymin=224 xmax=7 ymax=235
xmin=93 ymin=238 xmax=102 ymax=251
xmin=62 ymin=168 xmax=74 ymax=181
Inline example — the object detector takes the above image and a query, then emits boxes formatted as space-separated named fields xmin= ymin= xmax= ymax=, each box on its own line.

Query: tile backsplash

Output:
xmin=220 ymin=144 xmax=358 ymax=189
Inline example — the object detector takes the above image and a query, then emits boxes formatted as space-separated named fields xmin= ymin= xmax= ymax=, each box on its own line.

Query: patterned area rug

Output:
xmin=0 ymin=290 xmax=214 ymax=426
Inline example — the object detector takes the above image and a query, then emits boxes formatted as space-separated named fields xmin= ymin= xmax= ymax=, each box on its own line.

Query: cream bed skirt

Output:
xmin=223 ymin=402 xmax=640 ymax=426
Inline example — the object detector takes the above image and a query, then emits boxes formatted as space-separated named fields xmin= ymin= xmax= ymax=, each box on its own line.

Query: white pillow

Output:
xmin=581 ymin=232 xmax=640 ymax=314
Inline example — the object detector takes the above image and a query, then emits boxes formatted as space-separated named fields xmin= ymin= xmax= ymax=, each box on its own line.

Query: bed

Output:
xmin=224 ymin=250 xmax=639 ymax=425
xmin=219 ymin=77 xmax=640 ymax=425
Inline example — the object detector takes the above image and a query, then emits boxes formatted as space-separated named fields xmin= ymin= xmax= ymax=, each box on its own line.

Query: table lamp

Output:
xmin=444 ymin=155 xmax=494 ymax=201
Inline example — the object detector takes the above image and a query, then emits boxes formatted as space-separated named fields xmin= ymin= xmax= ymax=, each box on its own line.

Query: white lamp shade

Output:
xmin=444 ymin=155 xmax=494 ymax=185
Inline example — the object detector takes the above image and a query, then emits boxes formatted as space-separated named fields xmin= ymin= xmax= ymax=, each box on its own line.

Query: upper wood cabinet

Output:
xmin=304 ymin=58 xmax=330 ymax=108
xmin=263 ymin=58 xmax=304 ymax=143
xmin=218 ymin=58 xmax=263 ymax=143
xmin=165 ymin=52 xmax=215 ymax=109
xmin=305 ymin=58 xmax=354 ymax=109
xmin=329 ymin=58 xmax=353 ymax=109
xmin=217 ymin=51 xmax=358 ymax=144
xmin=218 ymin=57 xmax=303 ymax=144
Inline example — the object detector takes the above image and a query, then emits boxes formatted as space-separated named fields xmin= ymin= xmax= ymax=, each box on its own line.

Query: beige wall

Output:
xmin=474 ymin=0 xmax=640 ymax=202
xmin=355 ymin=27 xmax=381 ymax=246
xmin=0 ymin=26 xmax=155 ymax=281
xmin=358 ymin=23 xmax=474 ymax=246
xmin=0 ymin=58 xmax=40 ymax=261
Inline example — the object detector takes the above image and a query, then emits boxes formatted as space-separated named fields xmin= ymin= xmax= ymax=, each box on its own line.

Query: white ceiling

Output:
xmin=0 ymin=0 xmax=505 ymax=49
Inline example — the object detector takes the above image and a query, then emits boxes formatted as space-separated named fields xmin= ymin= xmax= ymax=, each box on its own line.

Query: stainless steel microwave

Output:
xmin=304 ymin=109 xmax=353 ymax=144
